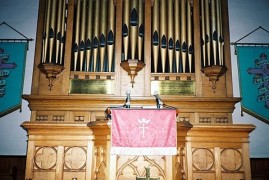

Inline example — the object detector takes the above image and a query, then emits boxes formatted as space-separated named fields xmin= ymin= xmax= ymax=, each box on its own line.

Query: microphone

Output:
xmin=124 ymin=90 xmax=131 ymax=108
xmin=153 ymin=91 xmax=163 ymax=109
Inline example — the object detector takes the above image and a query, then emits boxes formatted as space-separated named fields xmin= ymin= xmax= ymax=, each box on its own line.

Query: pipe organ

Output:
xmin=22 ymin=0 xmax=255 ymax=180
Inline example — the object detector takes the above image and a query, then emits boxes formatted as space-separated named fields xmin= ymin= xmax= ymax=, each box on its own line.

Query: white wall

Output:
xmin=228 ymin=0 xmax=269 ymax=157
xmin=0 ymin=0 xmax=268 ymax=157
xmin=0 ymin=0 xmax=38 ymax=155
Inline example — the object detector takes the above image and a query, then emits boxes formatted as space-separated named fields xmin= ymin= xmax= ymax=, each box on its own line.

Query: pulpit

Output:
xmin=88 ymin=108 xmax=193 ymax=180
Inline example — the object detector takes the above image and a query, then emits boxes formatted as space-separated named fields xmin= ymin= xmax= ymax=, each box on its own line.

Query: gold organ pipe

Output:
xmin=79 ymin=0 xmax=87 ymax=71
xmin=59 ymin=0 xmax=66 ymax=65
xmin=74 ymin=0 xmax=81 ymax=70
xmin=49 ymin=0 xmax=57 ymax=63
xmin=93 ymin=0 xmax=100 ymax=71
xmin=86 ymin=0 xmax=93 ymax=71
xmin=42 ymin=0 xmax=52 ymax=63
xmin=100 ymin=0 xmax=107 ymax=72
xmin=174 ymin=0 xmax=180 ymax=73
xmin=56 ymin=0 xmax=63 ymax=64
xmin=130 ymin=0 xmax=138 ymax=59
xmin=137 ymin=0 xmax=143 ymax=60
xmin=160 ymin=0 xmax=167 ymax=73
xmin=152 ymin=0 xmax=159 ymax=73
xmin=205 ymin=0 xmax=211 ymax=66
xmin=181 ymin=0 xmax=187 ymax=73
xmin=216 ymin=0 xmax=223 ymax=65
xmin=107 ymin=0 xmax=115 ymax=72
xmin=123 ymin=0 xmax=130 ymax=60
xmin=201 ymin=0 xmax=206 ymax=67
xmin=168 ymin=0 xmax=173 ymax=73
xmin=187 ymin=1 xmax=192 ymax=72
xmin=211 ymin=0 xmax=217 ymax=65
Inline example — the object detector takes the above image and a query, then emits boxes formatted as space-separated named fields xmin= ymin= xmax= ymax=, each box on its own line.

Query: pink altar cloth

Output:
xmin=110 ymin=109 xmax=177 ymax=155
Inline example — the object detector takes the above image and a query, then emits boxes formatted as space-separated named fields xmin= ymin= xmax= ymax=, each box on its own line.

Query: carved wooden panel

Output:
xmin=93 ymin=146 xmax=107 ymax=180
xmin=34 ymin=147 xmax=57 ymax=170
xmin=221 ymin=148 xmax=243 ymax=172
xmin=64 ymin=146 xmax=87 ymax=171
xmin=116 ymin=155 xmax=167 ymax=180
xmin=192 ymin=148 xmax=215 ymax=171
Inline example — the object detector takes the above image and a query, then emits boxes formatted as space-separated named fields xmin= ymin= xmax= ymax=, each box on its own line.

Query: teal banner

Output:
xmin=0 ymin=42 xmax=27 ymax=117
xmin=236 ymin=46 xmax=269 ymax=123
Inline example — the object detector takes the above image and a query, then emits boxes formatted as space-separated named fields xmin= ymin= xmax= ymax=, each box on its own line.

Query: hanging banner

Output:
xmin=236 ymin=46 xmax=269 ymax=123
xmin=0 ymin=42 xmax=27 ymax=117
xmin=110 ymin=109 xmax=177 ymax=155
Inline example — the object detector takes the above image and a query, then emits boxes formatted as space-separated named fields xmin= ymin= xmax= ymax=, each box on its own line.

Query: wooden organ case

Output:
xmin=22 ymin=0 xmax=255 ymax=179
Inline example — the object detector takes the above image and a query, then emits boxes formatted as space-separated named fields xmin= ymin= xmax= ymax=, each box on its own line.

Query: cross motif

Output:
xmin=136 ymin=167 xmax=160 ymax=180
xmin=248 ymin=53 xmax=269 ymax=108
xmin=137 ymin=118 xmax=151 ymax=138
xmin=64 ymin=147 xmax=87 ymax=170
xmin=35 ymin=147 xmax=57 ymax=170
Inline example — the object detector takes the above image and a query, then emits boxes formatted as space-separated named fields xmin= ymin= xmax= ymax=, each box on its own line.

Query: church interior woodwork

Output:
xmin=21 ymin=0 xmax=255 ymax=179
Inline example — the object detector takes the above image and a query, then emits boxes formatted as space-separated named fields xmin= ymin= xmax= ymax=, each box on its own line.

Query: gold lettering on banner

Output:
xmin=151 ymin=80 xmax=195 ymax=95
xmin=69 ymin=79 xmax=114 ymax=94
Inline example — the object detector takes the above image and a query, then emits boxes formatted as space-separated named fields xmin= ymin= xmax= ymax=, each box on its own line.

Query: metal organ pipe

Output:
xmin=79 ymin=0 xmax=87 ymax=71
xmin=181 ymin=0 xmax=187 ymax=73
xmin=123 ymin=0 xmax=130 ymax=61
xmin=93 ymin=0 xmax=100 ymax=71
xmin=74 ymin=0 xmax=81 ymax=70
xmin=152 ymin=0 xmax=159 ymax=73
xmin=168 ymin=0 xmax=174 ymax=73
xmin=138 ymin=0 xmax=143 ymax=61
xmin=59 ymin=0 xmax=66 ymax=65
xmin=107 ymin=0 xmax=115 ymax=72
xmin=130 ymin=0 xmax=138 ymax=60
xmin=86 ymin=0 xmax=93 ymax=72
xmin=42 ymin=0 xmax=52 ymax=63
xmin=56 ymin=0 xmax=63 ymax=64
xmin=187 ymin=0 xmax=193 ymax=72
xmin=160 ymin=0 xmax=167 ymax=73
xmin=174 ymin=0 xmax=180 ymax=73
xmin=100 ymin=0 xmax=108 ymax=72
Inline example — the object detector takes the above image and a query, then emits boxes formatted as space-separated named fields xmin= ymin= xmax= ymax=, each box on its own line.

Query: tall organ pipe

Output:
xmin=79 ymin=0 xmax=87 ymax=71
xmin=56 ymin=0 xmax=63 ymax=64
xmin=174 ymin=0 xmax=180 ymax=73
xmin=168 ymin=0 xmax=174 ymax=73
xmin=152 ymin=0 xmax=159 ymax=73
xmin=211 ymin=0 xmax=217 ymax=65
xmin=205 ymin=0 xmax=211 ymax=66
xmin=123 ymin=0 xmax=130 ymax=60
xmin=86 ymin=0 xmax=93 ymax=71
xmin=181 ymin=0 xmax=187 ymax=73
xmin=107 ymin=0 xmax=115 ymax=72
xmin=160 ymin=0 xmax=167 ymax=73
xmin=130 ymin=0 xmax=138 ymax=60
xmin=216 ymin=0 xmax=224 ymax=65
xmin=74 ymin=0 xmax=81 ymax=70
xmin=93 ymin=0 xmax=100 ymax=71
xmin=42 ymin=0 xmax=52 ymax=63
xmin=201 ymin=0 xmax=206 ymax=67
xmin=100 ymin=0 xmax=107 ymax=72
xmin=137 ymin=0 xmax=143 ymax=61
xmin=59 ymin=0 xmax=66 ymax=65
xmin=187 ymin=1 xmax=192 ymax=72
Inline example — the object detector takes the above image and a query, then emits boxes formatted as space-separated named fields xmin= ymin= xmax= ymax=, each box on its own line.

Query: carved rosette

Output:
xmin=34 ymin=146 xmax=57 ymax=170
xmin=64 ymin=146 xmax=87 ymax=170
xmin=192 ymin=148 xmax=215 ymax=171
xmin=221 ymin=148 xmax=243 ymax=172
